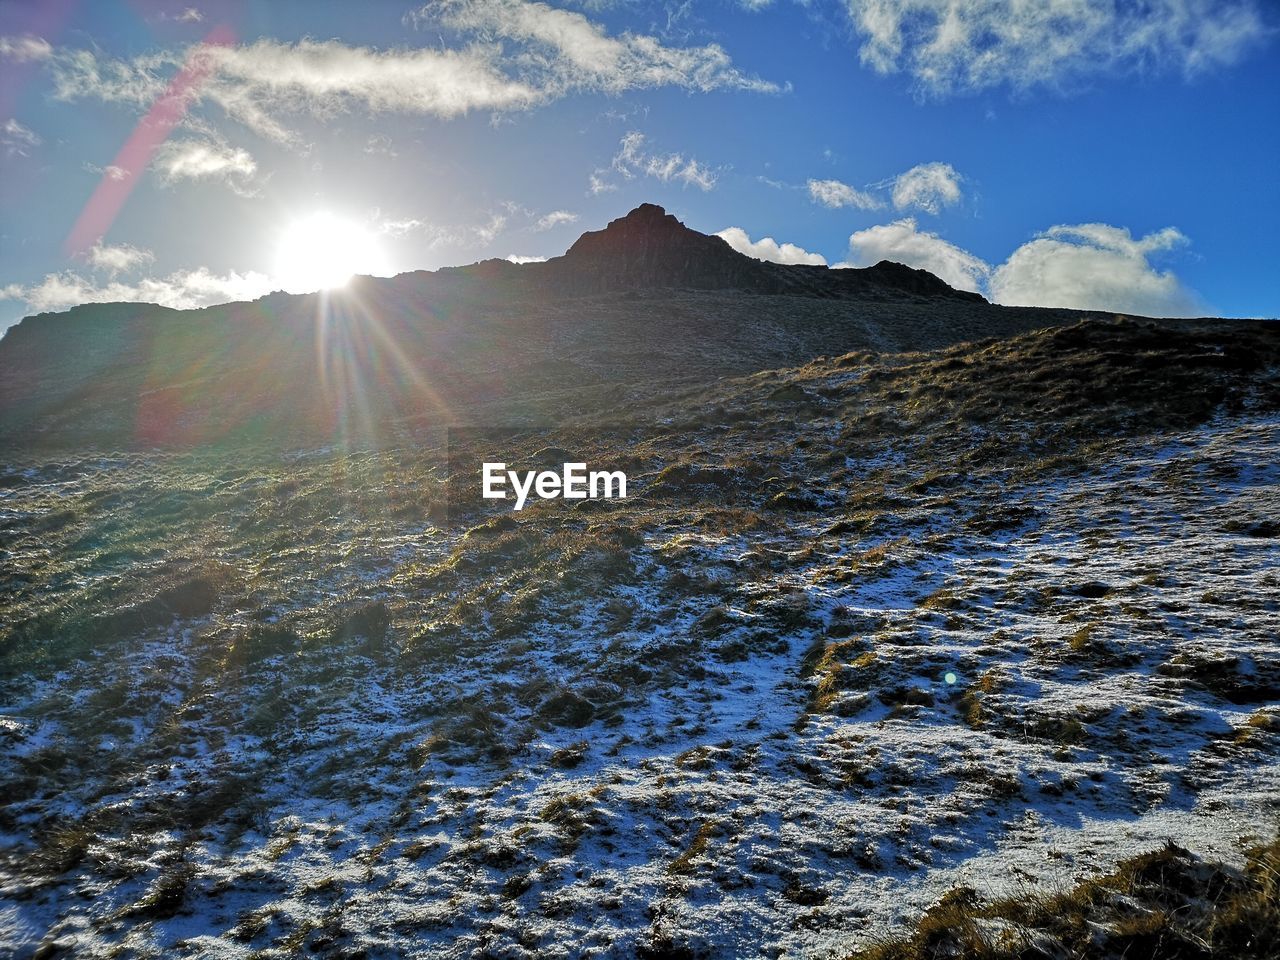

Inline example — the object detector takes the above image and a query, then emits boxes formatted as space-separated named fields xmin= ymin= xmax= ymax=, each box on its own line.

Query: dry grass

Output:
xmin=848 ymin=837 xmax=1280 ymax=960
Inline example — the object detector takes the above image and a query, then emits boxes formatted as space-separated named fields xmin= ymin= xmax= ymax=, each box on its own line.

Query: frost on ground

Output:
xmin=0 ymin=317 xmax=1277 ymax=958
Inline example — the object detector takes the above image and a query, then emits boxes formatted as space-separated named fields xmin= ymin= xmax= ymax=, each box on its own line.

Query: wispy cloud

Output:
xmin=535 ymin=210 xmax=578 ymax=231
xmin=153 ymin=138 xmax=258 ymax=194
xmin=83 ymin=161 xmax=130 ymax=181
xmin=42 ymin=0 xmax=778 ymax=144
xmin=0 ymin=35 xmax=53 ymax=62
xmin=588 ymin=173 xmax=617 ymax=195
xmin=84 ymin=241 xmax=154 ymax=276
xmin=603 ymin=131 xmax=717 ymax=191
xmin=472 ymin=213 xmax=508 ymax=246
xmin=1 ymin=267 xmax=275 ymax=314
xmin=378 ymin=217 xmax=428 ymax=239
xmin=364 ymin=133 xmax=397 ymax=156
xmin=890 ymin=161 xmax=962 ymax=214
xmin=807 ymin=177 xmax=882 ymax=210
xmin=716 ymin=226 xmax=826 ymax=265
xmin=421 ymin=0 xmax=780 ymax=96
xmin=842 ymin=0 xmax=1269 ymax=95
xmin=375 ymin=209 xmax=511 ymax=250
xmin=1 ymin=118 xmax=41 ymax=156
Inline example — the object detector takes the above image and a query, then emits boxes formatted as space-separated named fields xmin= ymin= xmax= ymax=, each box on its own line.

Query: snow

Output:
xmin=0 ymin=412 xmax=1277 ymax=957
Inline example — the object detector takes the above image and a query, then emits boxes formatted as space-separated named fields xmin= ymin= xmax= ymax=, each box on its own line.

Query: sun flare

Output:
xmin=275 ymin=212 xmax=387 ymax=294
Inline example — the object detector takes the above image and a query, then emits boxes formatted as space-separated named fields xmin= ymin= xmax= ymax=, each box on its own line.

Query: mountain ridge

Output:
xmin=415 ymin=202 xmax=986 ymax=302
xmin=0 ymin=203 xmax=1255 ymax=451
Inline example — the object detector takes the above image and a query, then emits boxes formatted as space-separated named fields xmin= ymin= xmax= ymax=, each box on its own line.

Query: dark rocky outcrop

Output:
xmin=545 ymin=202 xmax=769 ymax=294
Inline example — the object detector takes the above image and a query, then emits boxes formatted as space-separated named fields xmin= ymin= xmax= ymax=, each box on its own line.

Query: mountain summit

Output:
xmin=553 ymin=203 xmax=763 ymax=292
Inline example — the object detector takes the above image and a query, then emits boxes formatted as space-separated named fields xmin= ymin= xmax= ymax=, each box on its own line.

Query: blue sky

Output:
xmin=1 ymin=0 xmax=1277 ymax=332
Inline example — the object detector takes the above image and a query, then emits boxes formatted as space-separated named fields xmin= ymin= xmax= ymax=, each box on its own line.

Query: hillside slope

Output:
xmin=1 ymin=315 xmax=1277 ymax=958
xmin=3 ymin=205 xmax=1110 ymax=450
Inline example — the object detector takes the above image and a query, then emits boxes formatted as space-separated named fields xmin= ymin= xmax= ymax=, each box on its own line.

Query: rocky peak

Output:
xmin=553 ymin=204 xmax=766 ymax=293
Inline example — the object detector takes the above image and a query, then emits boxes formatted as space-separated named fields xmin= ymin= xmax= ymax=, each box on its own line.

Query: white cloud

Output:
xmin=153 ymin=139 xmax=258 ymax=193
xmin=45 ymin=1 xmax=777 ymax=143
xmin=588 ymin=173 xmax=617 ymax=195
xmin=85 ymin=242 xmax=155 ymax=276
xmin=472 ymin=213 xmax=508 ymax=246
xmin=716 ymin=226 xmax=827 ymax=266
xmin=989 ymin=223 xmax=1199 ymax=316
xmin=842 ymin=0 xmax=1269 ymax=95
xmin=204 ymin=39 xmax=541 ymax=140
xmin=807 ymin=177 xmax=882 ymax=210
xmin=419 ymin=0 xmax=779 ymax=96
xmin=0 ymin=267 xmax=276 ymax=314
xmin=379 ymin=217 xmax=427 ymax=238
xmin=364 ymin=133 xmax=396 ymax=156
xmin=373 ymin=209 xmax=511 ymax=249
xmin=49 ymin=47 xmax=166 ymax=107
xmin=606 ymin=131 xmax=717 ymax=190
xmin=535 ymin=210 xmax=578 ymax=231
xmin=891 ymin=161 xmax=962 ymax=214
xmin=1 ymin=118 xmax=41 ymax=156
xmin=46 ymin=41 xmax=542 ymax=144
xmin=83 ymin=161 xmax=130 ymax=180
xmin=0 ymin=35 xmax=53 ymax=62
xmin=506 ymin=254 xmax=547 ymax=264
xmin=838 ymin=217 xmax=1200 ymax=314
xmin=839 ymin=217 xmax=990 ymax=293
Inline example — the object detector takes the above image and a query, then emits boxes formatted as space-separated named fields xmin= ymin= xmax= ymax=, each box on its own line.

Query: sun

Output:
xmin=275 ymin=212 xmax=388 ymax=294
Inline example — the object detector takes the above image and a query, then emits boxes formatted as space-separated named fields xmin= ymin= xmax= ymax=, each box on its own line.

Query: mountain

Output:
xmin=2 ymin=205 xmax=1278 ymax=959
xmin=502 ymin=202 xmax=984 ymax=300
xmin=0 ymin=204 xmax=1226 ymax=450
xmin=387 ymin=204 xmax=984 ymax=301
xmin=2 ymin=310 xmax=1278 ymax=958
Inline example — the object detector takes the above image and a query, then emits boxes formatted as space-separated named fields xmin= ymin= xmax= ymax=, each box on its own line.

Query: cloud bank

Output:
xmin=716 ymin=227 xmax=827 ymax=265
xmin=989 ymin=224 xmax=1199 ymax=316
xmin=2 ymin=267 xmax=275 ymax=314
xmin=841 ymin=218 xmax=1200 ymax=315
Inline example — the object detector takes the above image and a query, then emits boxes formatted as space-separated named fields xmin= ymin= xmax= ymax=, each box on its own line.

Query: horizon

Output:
xmin=2 ymin=1 xmax=1279 ymax=334
xmin=0 ymin=200 xmax=1024 ymax=329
